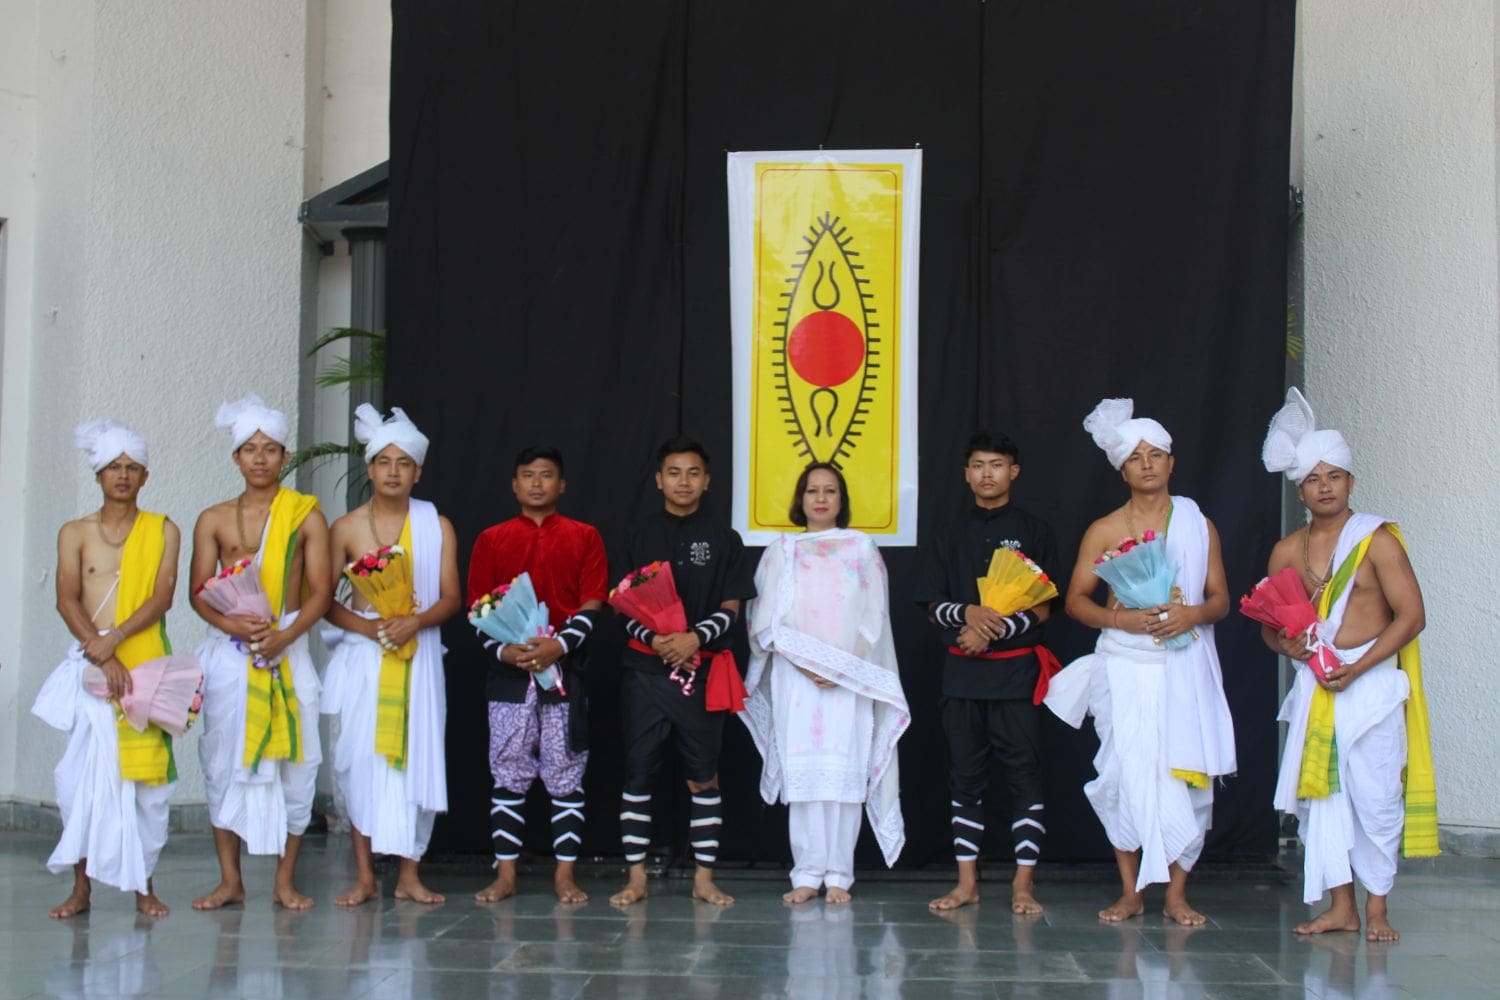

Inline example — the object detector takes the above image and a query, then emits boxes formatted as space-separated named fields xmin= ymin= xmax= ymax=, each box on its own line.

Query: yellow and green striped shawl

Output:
xmin=241 ymin=487 xmax=318 ymax=771
xmin=115 ymin=511 xmax=175 ymax=785
xmin=1297 ymin=523 xmax=1438 ymax=857
xmin=373 ymin=514 xmax=415 ymax=770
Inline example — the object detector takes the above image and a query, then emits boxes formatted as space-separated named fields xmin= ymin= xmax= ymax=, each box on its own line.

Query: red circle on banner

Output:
xmin=788 ymin=311 xmax=865 ymax=388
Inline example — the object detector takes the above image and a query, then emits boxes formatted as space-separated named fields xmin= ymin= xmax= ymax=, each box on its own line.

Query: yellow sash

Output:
xmin=1297 ymin=524 xmax=1438 ymax=857
xmin=241 ymin=487 xmax=318 ymax=770
xmin=115 ymin=511 xmax=175 ymax=785
xmin=373 ymin=515 xmax=414 ymax=770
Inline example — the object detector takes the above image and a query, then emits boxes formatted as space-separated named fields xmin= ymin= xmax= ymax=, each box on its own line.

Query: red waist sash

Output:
xmin=628 ymin=638 xmax=745 ymax=712
xmin=946 ymin=644 xmax=1063 ymax=707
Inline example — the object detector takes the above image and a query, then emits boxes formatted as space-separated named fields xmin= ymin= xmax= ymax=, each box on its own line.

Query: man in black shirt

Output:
xmin=917 ymin=431 xmax=1060 ymax=914
xmin=608 ymin=438 xmax=756 ymax=908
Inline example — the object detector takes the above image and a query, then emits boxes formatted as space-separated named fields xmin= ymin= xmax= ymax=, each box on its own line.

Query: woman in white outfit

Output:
xmin=739 ymin=463 xmax=910 ymax=904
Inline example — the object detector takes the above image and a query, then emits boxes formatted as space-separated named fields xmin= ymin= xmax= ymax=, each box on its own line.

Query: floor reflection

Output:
xmin=3 ymin=833 xmax=1498 ymax=999
xmin=45 ymin=914 xmax=163 ymax=999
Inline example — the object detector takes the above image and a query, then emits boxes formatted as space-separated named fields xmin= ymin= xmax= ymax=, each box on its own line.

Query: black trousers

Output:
xmin=620 ymin=667 xmax=724 ymax=787
xmin=941 ymin=696 xmax=1046 ymax=864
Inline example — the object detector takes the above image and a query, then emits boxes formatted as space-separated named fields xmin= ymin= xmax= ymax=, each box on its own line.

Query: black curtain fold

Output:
xmin=389 ymin=0 xmax=1293 ymax=866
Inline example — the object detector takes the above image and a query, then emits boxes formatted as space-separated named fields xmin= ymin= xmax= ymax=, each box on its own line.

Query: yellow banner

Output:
xmin=729 ymin=151 xmax=920 ymax=543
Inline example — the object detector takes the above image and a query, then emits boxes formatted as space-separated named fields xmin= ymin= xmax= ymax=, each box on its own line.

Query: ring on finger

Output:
xmin=1158 ymin=611 xmax=1169 ymax=622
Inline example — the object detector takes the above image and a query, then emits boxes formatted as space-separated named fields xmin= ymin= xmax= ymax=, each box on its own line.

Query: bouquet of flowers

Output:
xmin=468 ymin=573 xmax=564 ymax=694
xmin=976 ymin=547 xmax=1058 ymax=616
xmin=1239 ymin=566 xmax=1339 ymax=678
xmin=609 ymin=561 xmax=699 ymax=695
xmin=344 ymin=544 xmax=417 ymax=660
xmin=1093 ymin=531 xmax=1197 ymax=650
xmin=196 ymin=558 xmax=278 ymax=667
xmin=84 ymin=653 xmax=205 ymax=736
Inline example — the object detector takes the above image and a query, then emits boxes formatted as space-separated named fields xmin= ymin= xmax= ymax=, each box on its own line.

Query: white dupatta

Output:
xmin=405 ymin=499 xmax=448 ymax=813
xmin=739 ymin=529 xmax=910 ymax=866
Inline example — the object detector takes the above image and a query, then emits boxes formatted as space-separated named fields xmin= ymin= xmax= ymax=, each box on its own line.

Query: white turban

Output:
xmin=354 ymin=403 xmax=429 ymax=465
xmin=1262 ymin=387 xmax=1353 ymax=484
xmin=1083 ymin=398 xmax=1172 ymax=469
xmin=75 ymin=420 xmax=148 ymax=472
xmin=215 ymin=394 xmax=290 ymax=451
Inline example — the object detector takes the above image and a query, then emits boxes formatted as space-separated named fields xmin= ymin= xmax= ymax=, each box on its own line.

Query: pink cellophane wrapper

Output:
xmin=83 ymin=653 xmax=205 ymax=736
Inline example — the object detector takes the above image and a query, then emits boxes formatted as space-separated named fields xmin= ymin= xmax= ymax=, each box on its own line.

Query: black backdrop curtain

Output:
xmin=386 ymin=0 xmax=1294 ymax=868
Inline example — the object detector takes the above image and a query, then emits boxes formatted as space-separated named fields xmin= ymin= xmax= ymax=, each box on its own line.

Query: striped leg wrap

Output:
xmin=620 ymin=790 xmax=652 ymax=864
xmin=490 ymin=787 xmax=527 ymax=863
xmin=1012 ymin=802 xmax=1045 ymax=867
xmin=952 ymin=799 xmax=984 ymax=863
xmin=550 ymin=796 xmax=586 ymax=863
xmin=689 ymin=792 xmax=723 ymax=868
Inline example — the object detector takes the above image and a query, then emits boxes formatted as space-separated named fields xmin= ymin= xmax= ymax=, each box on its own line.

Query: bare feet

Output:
xmin=475 ymin=874 xmax=516 ymax=903
xmin=554 ymin=870 xmax=589 ymax=904
xmin=825 ymin=886 xmax=852 ymax=905
xmin=1364 ymin=897 xmax=1399 ymax=942
xmin=192 ymin=880 xmax=245 ymax=911
xmin=335 ymin=880 xmax=382 ymax=907
xmin=1162 ymin=896 xmax=1207 ymax=926
xmin=49 ymin=887 xmax=91 ymax=919
xmin=1012 ymin=886 xmax=1044 ymax=915
xmin=692 ymin=871 xmax=734 ymax=907
xmin=929 ymin=884 xmax=981 ymax=911
xmin=1098 ymin=892 xmax=1145 ymax=922
xmin=1294 ymin=904 xmax=1361 ymax=936
xmin=272 ymin=881 xmax=315 ymax=910
xmin=783 ymin=886 xmax=818 ymax=905
xmin=135 ymin=890 xmax=170 ymax=917
xmin=394 ymin=876 xmax=446 ymax=905
xmin=610 ymin=870 xmax=649 ymax=908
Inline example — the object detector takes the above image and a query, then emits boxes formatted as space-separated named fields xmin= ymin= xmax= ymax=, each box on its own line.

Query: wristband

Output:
xmin=692 ymin=609 xmax=736 ymax=646
xmin=556 ymin=610 xmax=597 ymax=654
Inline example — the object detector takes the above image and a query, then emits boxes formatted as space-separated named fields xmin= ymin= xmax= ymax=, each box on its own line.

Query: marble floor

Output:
xmin=2 ymin=832 xmax=1497 ymax=999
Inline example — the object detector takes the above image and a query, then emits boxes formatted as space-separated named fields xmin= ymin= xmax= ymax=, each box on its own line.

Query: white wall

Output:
xmin=1298 ymin=2 xmax=1500 ymax=832
xmin=0 ymin=0 xmax=42 ymax=803
xmin=0 ymin=1 xmax=327 ymax=809
xmin=0 ymin=0 xmax=392 ymax=814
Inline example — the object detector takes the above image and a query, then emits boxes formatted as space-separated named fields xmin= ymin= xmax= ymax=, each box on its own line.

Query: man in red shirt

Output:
xmin=467 ymin=446 xmax=607 ymax=903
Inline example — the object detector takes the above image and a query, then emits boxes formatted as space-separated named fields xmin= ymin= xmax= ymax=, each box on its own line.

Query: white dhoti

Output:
xmin=322 ymin=622 xmax=437 ymax=861
xmin=1079 ymin=631 xmax=1215 ymax=890
xmin=196 ymin=609 xmax=321 ymax=856
xmin=1276 ymin=639 xmax=1408 ymax=903
xmin=31 ymin=644 xmax=174 ymax=894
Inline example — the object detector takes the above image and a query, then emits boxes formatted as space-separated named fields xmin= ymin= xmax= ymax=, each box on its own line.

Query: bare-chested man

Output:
xmin=1260 ymin=388 xmax=1435 ymax=943
xmin=34 ymin=421 xmax=180 ymax=918
xmin=190 ymin=395 xmax=331 ymax=911
xmin=1057 ymin=399 xmax=1236 ymax=926
xmin=324 ymin=405 xmax=459 ymax=906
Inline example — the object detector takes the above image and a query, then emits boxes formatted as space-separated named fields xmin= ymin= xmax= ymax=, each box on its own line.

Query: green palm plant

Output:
xmin=284 ymin=327 xmax=385 ymax=489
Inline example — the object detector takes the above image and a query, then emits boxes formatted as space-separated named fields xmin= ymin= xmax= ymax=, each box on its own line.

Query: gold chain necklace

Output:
xmin=367 ymin=503 xmax=399 ymax=548
xmin=235 ymin=494 xmax=264 ymax=555
xmin=1301 ymin=525 xmax=1335 ymax=592
xmin=1124 ymin=499 xmax=1173 ymax=541
xmin=95 ymin=509 xmax=136 ymax=549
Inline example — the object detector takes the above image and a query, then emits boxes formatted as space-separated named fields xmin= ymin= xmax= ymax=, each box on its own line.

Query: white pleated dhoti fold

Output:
xmin=1275 ymin=640 xmax=1408 ymax=904
xmin=1078 ymin=632 xmax=1215 ymax=891
xmin=31 ymin=645 xmax=174 ymax=894
xmin=196 ymin=610 xmax=321 ymax=856
xmin=322 ymin=625 xmax=437 ymax=861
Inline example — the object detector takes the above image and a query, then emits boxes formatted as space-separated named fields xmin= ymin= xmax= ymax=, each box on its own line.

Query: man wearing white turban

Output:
xmin=1054 ymin=399 xmax=1236 ymax=926
xmin=1260 ymin=388 xmax=1436 ymax=942
xmin=324 ymin=404 xmax=459 ymax=906
xmin=33 ymin=421 xmax=180 ymax=917
xmin=188 ymin=394 xmax=331 ymax=910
